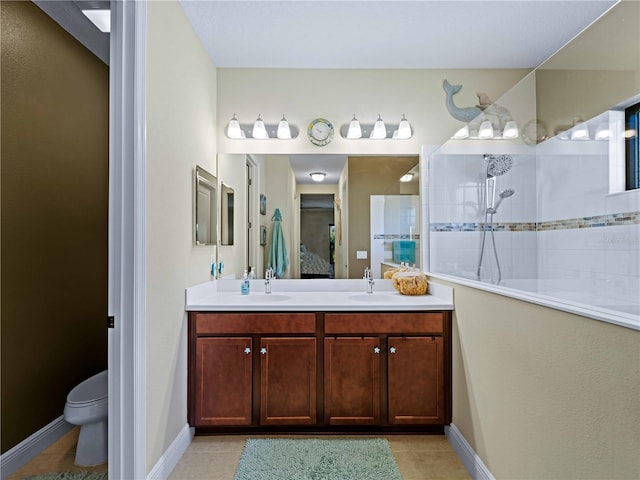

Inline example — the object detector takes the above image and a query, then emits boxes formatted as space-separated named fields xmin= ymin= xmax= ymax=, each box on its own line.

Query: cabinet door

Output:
xmin=324 ymin=337 xmax=380 ymax=425
xmin=194 ymin=337 xmax=252 ymax=426
xmin=260 ymin=337 xmax=317 ymax=425
xmin=388 ymin=336 xmax=444 ymax=424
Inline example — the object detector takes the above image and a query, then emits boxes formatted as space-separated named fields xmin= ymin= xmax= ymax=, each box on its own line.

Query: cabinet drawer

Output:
xmin=324 ymin=312 xmax=443 ymax=334
xmin=195 ymin=313 xmax=316 ymax=334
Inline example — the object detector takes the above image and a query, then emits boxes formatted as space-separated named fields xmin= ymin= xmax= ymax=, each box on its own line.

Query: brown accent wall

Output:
xmin=1 ymin=2 xmax=108 ymax=453
xmin=347 ymin=156 xmax=419 ymax=278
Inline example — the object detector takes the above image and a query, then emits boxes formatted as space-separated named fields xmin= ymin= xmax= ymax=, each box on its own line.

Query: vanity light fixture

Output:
xmin=277 ymin=115 xmax=292 ymax=139
xmin=310 ymin=172 xmax=326 ymax=182
xmin=502 ymin=120 xmax=519 ymax=139
xmin=451 ymin=125 xmax=470 ymax=139
xmin=396 ymin=114 xmax=412 ymax=139
xmin=340 ymin=114 xmax=412 ymax=139
xmin=227 ymin=114 xmax=244 ymax=139
xmin=226 ymin=114 xmax=299 ymax=140
xmin=370 ymin=114 xmax=387 ymax=139
xmin=252 ymin=114 xmax=269 ymax=139
xmin=594 ymin=122 xmax=610 ymax=140
xmin=347 ymin=115 xmax=362 ymax=139
xmin=478 ymin=119 xmax=494 ymax=139
xmin=82 ymin=9 xmax=110 ymax=33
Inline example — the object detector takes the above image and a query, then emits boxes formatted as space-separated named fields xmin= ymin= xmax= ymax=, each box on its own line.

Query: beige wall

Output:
xmin=536 ymin=1 xmax=640 ymax=136
xmin=146 ymin=1 xmax=217 ymax=472
xmin=433 ymin=278 xmax=640 ymax=479
xmin=0 ymin=1 xmax=108 ymax=453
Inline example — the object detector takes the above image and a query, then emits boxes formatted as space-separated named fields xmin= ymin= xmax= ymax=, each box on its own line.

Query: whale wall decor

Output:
xmin=443 ymin=79 xmax=483 ymax=123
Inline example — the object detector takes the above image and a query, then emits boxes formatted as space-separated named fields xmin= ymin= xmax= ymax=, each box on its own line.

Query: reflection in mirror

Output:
xmin=221 ymin=182 xmax=234 ymax=245
xmin=194 ymin=166 xmax=217 ymax=246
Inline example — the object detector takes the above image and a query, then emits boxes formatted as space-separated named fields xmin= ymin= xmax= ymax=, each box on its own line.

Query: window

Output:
xmin=626 ymin=102 xmax=640 ymax=190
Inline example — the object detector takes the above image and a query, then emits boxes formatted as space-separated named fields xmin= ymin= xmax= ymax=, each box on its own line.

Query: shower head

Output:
xmin=486 ymin=154 xmax=513 ymax=177
xmin=499 ymin=188 xmax=515 ymax=199
xmin=490 ymin=188 xmax=516 ymax=213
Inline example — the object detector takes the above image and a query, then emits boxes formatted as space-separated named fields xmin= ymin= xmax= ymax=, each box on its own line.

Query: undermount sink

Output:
xmin=248 ymin=294 xmax=291 ymax=302
xmin=348 ymin=294 xmax=396 ymax=302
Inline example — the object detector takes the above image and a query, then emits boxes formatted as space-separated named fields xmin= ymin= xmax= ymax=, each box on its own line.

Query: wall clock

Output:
xmin=307 ymin=118 xmax=334 ymax=146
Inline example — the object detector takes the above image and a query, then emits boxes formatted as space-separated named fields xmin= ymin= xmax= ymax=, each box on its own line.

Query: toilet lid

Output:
xmin=67 ymin=370 xmax=108 ymax=405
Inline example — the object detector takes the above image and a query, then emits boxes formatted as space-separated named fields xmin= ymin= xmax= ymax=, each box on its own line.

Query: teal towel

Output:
xmin=268 ymin=208 xmax=289 ymax=278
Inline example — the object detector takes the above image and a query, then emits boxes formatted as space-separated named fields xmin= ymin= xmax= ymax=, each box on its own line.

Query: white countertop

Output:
xmin=185 ymin=278 xmax=453 ymax=312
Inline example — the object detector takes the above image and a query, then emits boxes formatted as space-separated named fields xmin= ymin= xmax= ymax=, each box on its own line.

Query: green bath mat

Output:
xmin=21 ymin=472 xmax=107 ymax=480
xmin=234 ymin=438 xmax=402 ymax=480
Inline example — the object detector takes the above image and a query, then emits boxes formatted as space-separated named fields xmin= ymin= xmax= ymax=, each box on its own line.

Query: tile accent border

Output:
xmin=373 ymin=233 xmax=420 ymax=239
xmin=431 ymin=210 xmax=640 ymax=232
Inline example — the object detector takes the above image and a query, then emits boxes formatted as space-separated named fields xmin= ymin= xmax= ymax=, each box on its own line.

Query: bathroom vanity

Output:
xmin=186 ymin=279 xmax=453 ymax=434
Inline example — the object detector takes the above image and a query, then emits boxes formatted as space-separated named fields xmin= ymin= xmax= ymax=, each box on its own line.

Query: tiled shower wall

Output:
xmin=428 ymin=150 xmax=538 ymax=282
xmin=429 ymin=139 xmax=639 ymax=305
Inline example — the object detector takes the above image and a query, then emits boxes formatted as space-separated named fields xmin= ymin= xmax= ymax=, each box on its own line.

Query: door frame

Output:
xmin=108 ymin=1 xmax=147 ymax=479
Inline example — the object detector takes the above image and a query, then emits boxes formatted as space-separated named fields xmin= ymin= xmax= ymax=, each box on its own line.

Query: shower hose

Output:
xmin=476 ymin=210 xmax=502 ymax=284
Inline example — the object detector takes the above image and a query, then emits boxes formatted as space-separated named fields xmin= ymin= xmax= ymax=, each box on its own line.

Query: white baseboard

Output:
xmin=445 ymin=423 xmax=495 ymax=480
xmin=147 ymin=424 xmax=194 ymax=480
xmin=0 ymin=416 xmax=74 ymax=480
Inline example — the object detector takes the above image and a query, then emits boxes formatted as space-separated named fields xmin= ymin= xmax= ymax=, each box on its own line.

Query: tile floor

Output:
xmin=7 ymin=429 xmax=470 ymax=480
xmin=6 ymin=428 xmax=108 ymax=480
xmin=169 ymin=434 xmax=471 ymax=480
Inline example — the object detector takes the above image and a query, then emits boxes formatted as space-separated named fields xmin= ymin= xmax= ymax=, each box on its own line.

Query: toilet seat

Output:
xmin=67 ymin=370 xmax=107 ymax=406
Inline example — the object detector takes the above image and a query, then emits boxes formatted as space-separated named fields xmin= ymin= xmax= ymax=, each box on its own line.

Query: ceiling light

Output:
xmin=82 ymin=9 xmax=110 ymax=33
xmin=502 ymin=120 xmax=519 ymax=139
xmin=310 ymin=172 xmax=326 ymax=182
xmin=452 ymin=125 xmax=469 ymax=139
xmin=347 ymin=115 xmax=362 ymax=139
xmin=227 ymin=114 xmax=243 ymax=139
xmin=277 ymin=115 xmax=292 ymax=139
xmin=396 ymin=114 xmax=412 ymax=139
xmin=252 ymin=114 xmax=269 ymax=139
xmin=400 ymin=173 xmax=414 ymax=183
xmin=478 ymin=119 xmax=494 ymax=139
xmin=370 ymin=114 xmax=387 ymax=139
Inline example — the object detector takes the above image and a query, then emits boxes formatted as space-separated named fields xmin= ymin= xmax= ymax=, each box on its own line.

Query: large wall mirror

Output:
xmin=194 ymin=166 xmax=218 ymax=246
xmin=221 ymin=182 xmax=235 ymax=245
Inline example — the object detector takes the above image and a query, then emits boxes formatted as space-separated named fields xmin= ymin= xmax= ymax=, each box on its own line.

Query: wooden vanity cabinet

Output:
xmin=189 ymin=310 xmax=451 ymax=432
xmin=189 ymin=313 xmax=317 ymax=428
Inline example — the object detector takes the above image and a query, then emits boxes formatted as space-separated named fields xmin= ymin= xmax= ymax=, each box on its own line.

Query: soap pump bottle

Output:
xmin=241 ymin=270 xmax=250 ymax=295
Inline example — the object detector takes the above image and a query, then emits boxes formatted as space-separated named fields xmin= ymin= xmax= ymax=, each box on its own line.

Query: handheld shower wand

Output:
xmin=487 ymin=188 xmax=515 ymax=214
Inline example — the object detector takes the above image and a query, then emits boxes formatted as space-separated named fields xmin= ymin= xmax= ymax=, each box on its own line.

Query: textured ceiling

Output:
xmin=179 ymin=0 xmax=616 ymax=69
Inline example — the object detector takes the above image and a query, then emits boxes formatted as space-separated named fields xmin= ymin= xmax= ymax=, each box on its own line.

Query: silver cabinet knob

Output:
xmin=260 ymin=347 xmax=267 ymax=355
xmin=244 ymin=347 xmax=251 ymax=355
xmin=373 ymin=347 xmax=380 ymax=354
xmin=389 ymin=347 xmax=397 ymax=354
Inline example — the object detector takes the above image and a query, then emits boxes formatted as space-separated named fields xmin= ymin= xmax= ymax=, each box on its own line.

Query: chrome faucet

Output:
xmin=364 ymin=267 xmax=374 ymax=293
xmin=265 ymin=268 xmax=274 ymax=294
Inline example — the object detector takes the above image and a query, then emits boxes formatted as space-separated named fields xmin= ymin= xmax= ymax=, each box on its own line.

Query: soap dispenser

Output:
xmin=241 ymin=270 xmax=250 ymax=295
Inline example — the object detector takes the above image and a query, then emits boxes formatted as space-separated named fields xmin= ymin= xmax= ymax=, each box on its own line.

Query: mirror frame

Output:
xmin=194 ymin=166 xmax=218 ymax=246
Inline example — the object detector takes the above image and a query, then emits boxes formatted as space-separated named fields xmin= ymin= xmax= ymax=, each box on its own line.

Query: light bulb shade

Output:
xmin=452 ymin=125 xmax=469 ymax=139
xmin=478 ymin=120 xmax=494 ymax=139
xmin=347 ymin=115 xmax=362 ymax=139
xmin=502 ymin=120 xmax=519 ymax=139
xmin=227 ymin=115 xmax=243 ymax=139
xmin=277 ymin=115 xmax=292 ymax=139
xmin=396 ymin=115 xmax=412 ymax=139
xmin=594 ymin=123 xmax=609 ymax=140
xmin=370 ymin=115 xmax=387 ymax=139
xmin=570 ymin=124 xmax=590 ymax=140
xmin=252 ymin=115 xmax=269 ymax=139
xmin=310 ymin=172 xmax=326 ymax=182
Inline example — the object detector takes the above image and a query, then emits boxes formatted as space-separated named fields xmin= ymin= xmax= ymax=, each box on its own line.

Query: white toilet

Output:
xmin=64 ymin=370 xmax=108 ymax=466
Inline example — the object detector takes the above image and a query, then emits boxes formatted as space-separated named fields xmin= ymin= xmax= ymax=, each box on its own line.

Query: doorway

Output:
xmin=299 ymin=194 xmax=335 ymax=279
